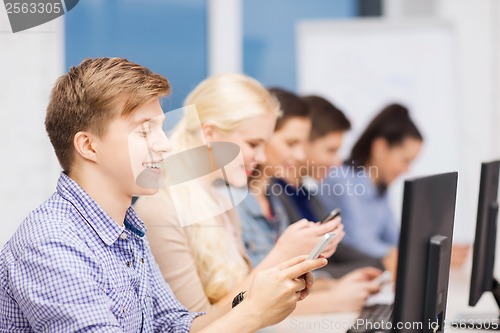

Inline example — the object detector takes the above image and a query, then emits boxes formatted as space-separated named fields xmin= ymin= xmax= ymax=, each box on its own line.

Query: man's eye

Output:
xmin=138 ymin=129 xmax=150 ymax=137
xmin=139 ymin=124 xmax=151 ymax=137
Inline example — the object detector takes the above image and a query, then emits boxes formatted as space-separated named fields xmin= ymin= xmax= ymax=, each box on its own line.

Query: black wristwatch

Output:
xmin=231 ymin=291 xmax=246 ymax=308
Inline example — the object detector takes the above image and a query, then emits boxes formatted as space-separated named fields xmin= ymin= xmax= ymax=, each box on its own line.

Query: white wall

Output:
xmin=382 ymin=0 xmax=500 ymax=273
xmin=208 ymin=0 xmax=242 ymax=75
xmin=494 ymin=3 xmax=500 ymax=158
xmin=296 ymin=19 xmax=462 ymax=235
xmin=0 ymin=10 xmax=63 ymax=246
xmin=382 ymin=0 xmax=500 ymax=243
xmin=435 ymin=0 xmax=500 ymax=241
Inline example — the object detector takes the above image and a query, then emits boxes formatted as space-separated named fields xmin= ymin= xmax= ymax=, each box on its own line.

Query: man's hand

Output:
xmin=242 ymin=256 xmax=328 ymax=329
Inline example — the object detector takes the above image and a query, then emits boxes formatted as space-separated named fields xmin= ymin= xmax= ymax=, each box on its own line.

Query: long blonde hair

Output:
xmin=168 ymin=73 xmax=280 ymax=303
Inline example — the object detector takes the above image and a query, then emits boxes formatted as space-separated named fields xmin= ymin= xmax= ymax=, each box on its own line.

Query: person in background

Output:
xmin=319 ymin=103 xmax=470 ymax=271
xmin=318 ymin=104 xmax=421 ymax=274
xmin=239 ymin=88 xmax=382 ymax=313
xmin=0 ymin=58 xmax=326 ymax=333
xmin=300 ymin=95 xmax=386 ymax=275
xmin=134 ymin=73 xmax=343 ymax=316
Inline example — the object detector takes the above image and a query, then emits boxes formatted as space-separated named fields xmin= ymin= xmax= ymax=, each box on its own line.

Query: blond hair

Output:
xmin=45 ymin=57 xmax=170 ymax=172
xmin=168 ymin=73 xmax=280 ymax=303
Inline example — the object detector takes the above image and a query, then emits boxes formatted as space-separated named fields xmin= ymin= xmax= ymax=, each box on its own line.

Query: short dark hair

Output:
xmin=268 ymin=87 xmax=308 ymax=131
xmin=302 ymin=95 xmax=351 ymax=141
xmin=348 ymin=103 xmax=423 ymax=167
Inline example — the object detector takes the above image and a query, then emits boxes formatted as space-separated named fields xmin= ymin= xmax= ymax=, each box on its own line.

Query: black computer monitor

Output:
xmin=461 ymin=160 xmax=500 ymax=329
xmin=392 ymin=172 xmax=458 ymax=333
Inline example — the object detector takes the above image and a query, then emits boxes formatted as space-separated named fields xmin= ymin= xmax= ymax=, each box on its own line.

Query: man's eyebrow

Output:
xmin=134 ymin=115 xmax=166 ymax=125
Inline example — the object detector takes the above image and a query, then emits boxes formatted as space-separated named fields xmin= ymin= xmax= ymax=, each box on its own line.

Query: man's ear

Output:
xmin=73 ymin=131 xmax=98 ymax=163
xmin=201 ymin=122 xmax=219 ymax=142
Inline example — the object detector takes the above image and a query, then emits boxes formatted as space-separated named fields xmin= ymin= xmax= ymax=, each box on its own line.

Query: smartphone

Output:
xmin=373 ymin=270 xmax=392 ymax=285
xmin=307 ymin=232 xmax=336 ymax=260
xmin=319 ymin=208 xmax=341 ymax=224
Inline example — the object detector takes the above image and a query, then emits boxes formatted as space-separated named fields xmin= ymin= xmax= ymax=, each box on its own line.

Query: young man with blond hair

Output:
xmin=0 ymin=58 xmax=325 ymax=332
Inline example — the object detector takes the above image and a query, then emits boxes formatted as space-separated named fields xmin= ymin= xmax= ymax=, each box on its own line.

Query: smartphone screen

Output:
xmin=320 ymin=208 xmax=341 ymax=224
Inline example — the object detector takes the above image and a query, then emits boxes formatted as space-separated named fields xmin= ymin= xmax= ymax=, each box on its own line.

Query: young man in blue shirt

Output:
xmin=0 ymin=58 xmax=325 ymax=332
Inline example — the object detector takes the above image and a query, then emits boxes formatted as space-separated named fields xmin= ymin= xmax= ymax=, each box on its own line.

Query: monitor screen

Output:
xmin=393 ymin=172 xmax=458 ymax=333
xmin=469 ymin=160 xmax=500 ymax=306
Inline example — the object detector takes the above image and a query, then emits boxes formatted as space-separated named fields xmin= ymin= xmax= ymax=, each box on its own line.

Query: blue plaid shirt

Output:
xmin=0 ymin=173 xmax=203 ymax=332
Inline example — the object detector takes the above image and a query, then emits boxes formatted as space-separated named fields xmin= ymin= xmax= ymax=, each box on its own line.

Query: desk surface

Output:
xmin=262 ymin=265 xmax=498 ymax=333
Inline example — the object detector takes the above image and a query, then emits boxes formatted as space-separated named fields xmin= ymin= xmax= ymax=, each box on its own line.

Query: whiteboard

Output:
xmin=296 ymin=19 xmax=466 ymax=238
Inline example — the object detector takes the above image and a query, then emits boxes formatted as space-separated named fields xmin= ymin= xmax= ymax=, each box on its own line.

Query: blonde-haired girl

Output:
xmin=135 ymin=73 xmax=342 ymax=314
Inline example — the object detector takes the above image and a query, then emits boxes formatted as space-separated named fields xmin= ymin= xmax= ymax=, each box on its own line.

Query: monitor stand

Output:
xmin=451 ymin=280 xmax=500 ymax=330
xmin=452 ymin=203 xmax=500 ymax=330
xmin=423 ymin=235 xmax=449 ymax=333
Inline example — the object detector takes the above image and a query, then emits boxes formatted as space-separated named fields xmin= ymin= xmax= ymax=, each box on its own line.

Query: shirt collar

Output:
xmin=301 ymin=176 xmax=319 ymax=193
xmin=56 ymin=172 xmax=146 ymax=245
xmin=239 ymin=186 xmax=282 ymax=225
xmin=342 ymin=165 xmax=381 ymax=198
xmin=241 ymin=190 xmax=265 ymax=219
xmin=124 ymin=208 xmax=147 ymax=238
xmin=272 ymin=177 xmax=311 ymax=198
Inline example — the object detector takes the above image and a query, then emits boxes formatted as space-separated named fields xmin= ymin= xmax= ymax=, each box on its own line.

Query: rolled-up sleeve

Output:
xmin=149 ymin=256 xmax=205 ymax=332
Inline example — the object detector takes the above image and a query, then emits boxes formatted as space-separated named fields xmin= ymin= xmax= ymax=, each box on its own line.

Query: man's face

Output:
xmin=305 ymin=131 xmax=345 ymax=181
xmin=94 ymin=98 xmax=171 ymax=197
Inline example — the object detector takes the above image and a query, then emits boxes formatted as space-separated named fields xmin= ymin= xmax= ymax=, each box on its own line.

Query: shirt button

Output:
xmin=120 ymin=232 xmax=127 ymax=240
xmin=126 ymin=261 xmax=131 ymax=267
xmin=140 ymin=258 xmax=144 ymax=264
